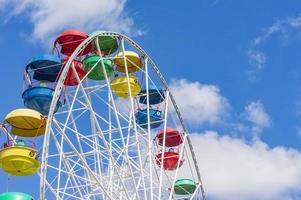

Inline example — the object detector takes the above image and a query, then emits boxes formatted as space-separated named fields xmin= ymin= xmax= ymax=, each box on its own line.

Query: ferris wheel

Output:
xmin=0 ymin=30 xmax=206 ymax=200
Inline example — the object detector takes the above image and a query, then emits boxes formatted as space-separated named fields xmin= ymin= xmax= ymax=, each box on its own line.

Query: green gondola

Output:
xmin=90 ymin=31 xmax=119 ymax=55
xmin=174 ymin=179 xmax=197 ymax=195
xmin=0 ymin=192 xmax=34 ymax=200
xmin=83 ymin=55 xmax=113 ymax=80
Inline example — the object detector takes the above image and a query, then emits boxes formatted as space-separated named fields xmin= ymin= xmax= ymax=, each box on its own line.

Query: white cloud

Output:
xmin=247 ymin=14 xmax=301 ymax=80
xmin=288 ymin=15 xmax=301 ymax=28
xmin=0 ymin=0 xmax=140 ymax=44
xmin=186 ymin=131 xmax=301 ymax=200
xmin=254 ymin=14 xmax=301 ymax=45
xmin=169 ymin=79 xmax=229 ymax=126
xmin=253 ymin=21 xmax=286 ymax=46
xmin=245 ymin=101 xmax=271 ymax=128
xmin=244 ymin=101 xmax=271 ymax=136
xmin=247 ymin=50 xmax=266 ymax=70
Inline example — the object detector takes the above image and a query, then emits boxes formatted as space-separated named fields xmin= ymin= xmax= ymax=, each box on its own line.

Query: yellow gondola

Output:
xmin=0 ymin=145 xmax=40 ymax=176
xmin=5 ymin=108 xmax=46 ymax=137
xmin=110 ymin=76 xmax=141 ymax=98
xmin=114 ymin=51 xmax=142 ymax=73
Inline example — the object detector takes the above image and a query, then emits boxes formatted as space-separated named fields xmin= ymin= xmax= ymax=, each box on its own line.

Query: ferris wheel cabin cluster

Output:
xmin=0 ymin=30 xmax=205 ymax=200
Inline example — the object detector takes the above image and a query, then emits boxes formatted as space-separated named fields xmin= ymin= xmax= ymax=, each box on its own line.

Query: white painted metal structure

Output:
xmin=39 ymin=31 xmax=206 ymax=200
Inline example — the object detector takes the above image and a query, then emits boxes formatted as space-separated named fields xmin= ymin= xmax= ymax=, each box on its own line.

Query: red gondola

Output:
xmin=54 ymin=29 xmax=91 ymax=56
xmin=156 ymin=128 xmax=183 ymax=147
xmin=155 ymin=152 xmax=183 ymax=170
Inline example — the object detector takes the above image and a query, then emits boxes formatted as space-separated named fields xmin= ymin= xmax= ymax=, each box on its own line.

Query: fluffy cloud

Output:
xmin=244 ymin=101 xmax=271 ymax=136
xmin=186 ymin=131 xmax=301 ymax=200
xmin=0 ymin=0 xmax=139 ymax=44
xmin=245 ymin=101 xmax=271 ymax=127
xmin=169 ymin=79 xmax=229 ymax=126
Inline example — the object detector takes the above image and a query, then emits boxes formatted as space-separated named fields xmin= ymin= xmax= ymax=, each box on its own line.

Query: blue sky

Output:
xmin=1 ymin=0 xmax=301 ymax=199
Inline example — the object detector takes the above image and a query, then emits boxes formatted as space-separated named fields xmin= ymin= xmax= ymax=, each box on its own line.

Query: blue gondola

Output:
xmin=26 ymin=54 xmax=62 ymax=82
xmin=135 ymin=108 xmax=163 ymax=129
xmin=139 ymin=85 xmax=165 ymax=105
xmin=22 ymin=86 xmax=62 ymax=115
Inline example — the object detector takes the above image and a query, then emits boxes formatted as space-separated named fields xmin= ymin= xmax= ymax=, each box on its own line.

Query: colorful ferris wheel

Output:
xmin=0 ymin=30 xmax=206 ymax=200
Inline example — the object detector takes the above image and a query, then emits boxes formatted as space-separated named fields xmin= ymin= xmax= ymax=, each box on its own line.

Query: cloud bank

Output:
xmin=0 ymin=0 xmax=140 ymax=44
xmin=189 ymin=131 xmax=301 ymax=200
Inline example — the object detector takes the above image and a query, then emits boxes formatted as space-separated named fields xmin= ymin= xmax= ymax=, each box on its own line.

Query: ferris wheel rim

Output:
xmin=39 ymin=31 xmax=205 ymax=200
